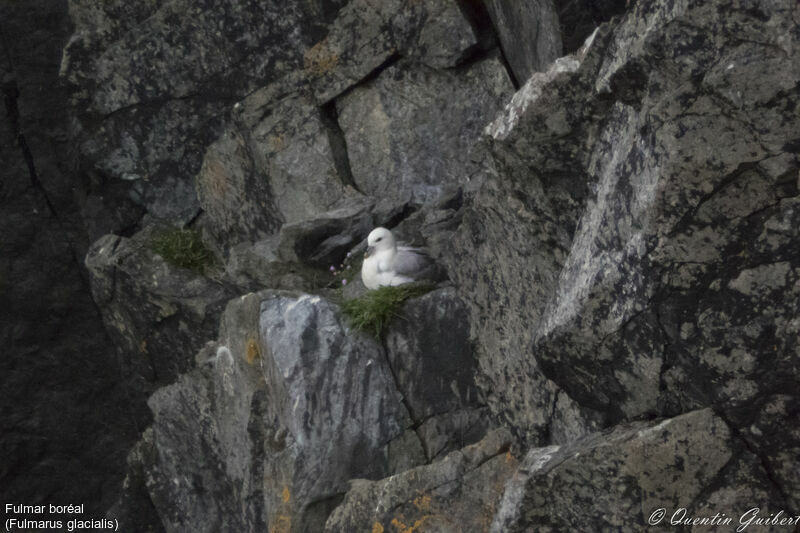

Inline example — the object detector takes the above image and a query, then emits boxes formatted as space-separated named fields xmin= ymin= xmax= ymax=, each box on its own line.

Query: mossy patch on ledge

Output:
xmin=341 ymin=284 xmax=434 ymax=338
xmin=150 ymin=227 xmax=216 ymax=275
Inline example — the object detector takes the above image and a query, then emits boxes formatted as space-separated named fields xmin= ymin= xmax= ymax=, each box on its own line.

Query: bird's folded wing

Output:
xmin=392 ymin=247 xmax=434 ymax=277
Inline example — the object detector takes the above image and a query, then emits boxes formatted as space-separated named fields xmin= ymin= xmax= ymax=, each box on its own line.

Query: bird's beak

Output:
xmin=365 ymin=246 xmax=375 ymax=257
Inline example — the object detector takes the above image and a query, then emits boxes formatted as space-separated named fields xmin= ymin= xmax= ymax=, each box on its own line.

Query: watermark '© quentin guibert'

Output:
xmin=648 ymin=507 xmax=800 ymax=531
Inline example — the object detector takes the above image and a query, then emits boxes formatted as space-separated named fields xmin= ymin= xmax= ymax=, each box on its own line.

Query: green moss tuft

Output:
xmin=150 ymin=227 xmax=216 ymax=275
xmin=341 ymin=284 xmax=434 ymax=338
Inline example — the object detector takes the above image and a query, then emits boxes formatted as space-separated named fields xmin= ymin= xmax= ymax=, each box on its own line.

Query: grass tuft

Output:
xmin=341 ymin=284 xmax=434 ymax=338
xmin=150 ymin=227 xmax=216 ymax=275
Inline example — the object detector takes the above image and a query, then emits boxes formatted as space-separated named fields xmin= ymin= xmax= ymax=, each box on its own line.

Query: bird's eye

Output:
xmin=376 ymin=237 xmax=382 ymax=242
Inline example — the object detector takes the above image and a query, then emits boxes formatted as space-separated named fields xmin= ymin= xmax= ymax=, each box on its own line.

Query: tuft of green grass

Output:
xmin=341 ymin=284 xmax=434 ymax=338
xmin=150 ymin=227 xmax=216 ymax=275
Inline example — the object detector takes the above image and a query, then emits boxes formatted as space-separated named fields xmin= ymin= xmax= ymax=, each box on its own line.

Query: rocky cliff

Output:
xmin=2 ymin=0 xmax=798 ymax=531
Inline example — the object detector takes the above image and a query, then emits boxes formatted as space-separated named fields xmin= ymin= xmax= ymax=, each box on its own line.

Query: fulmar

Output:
xmin=361 ymin=227 xmax=439 ymax=290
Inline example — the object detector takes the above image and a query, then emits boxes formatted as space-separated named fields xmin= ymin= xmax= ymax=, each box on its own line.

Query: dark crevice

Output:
xmin=301 ymin=492 xmax=346 ymax=532
xmin=2 ymin=75 xmax=102 ymax=298
xmin=378 ymin=336 xmax=430 ymax=463
xmin=3 ymin=80 xmax=60 ymax=220
xmin=447 ymin=46 xmax=504 ymax=75
xmin=454 ymin=0 xmax=520 ymax=89
xmin=378 ymin=440 xmax=512 ymax=519
xmin=542 ymin=391 xmax=560 ymax=446
xmin=319 ymin=101 xmax=361 ymax=193
xmin=714 ymin=408 xmax=792 ymax=507
xmin=454 ymin=0 xmax=498 ymax=50
xmin=98 ymin=91 xmax=236 ymax=121
xmin=327 ymin=52 xmax=403 ymax=104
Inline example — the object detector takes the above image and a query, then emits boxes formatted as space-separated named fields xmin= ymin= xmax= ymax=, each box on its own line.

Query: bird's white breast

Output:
xmin=361 ymin=255 xmax=380 ymax=289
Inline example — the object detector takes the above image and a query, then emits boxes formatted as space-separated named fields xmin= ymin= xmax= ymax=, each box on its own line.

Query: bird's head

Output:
xmin=365 ymin=227 xmax=395 ymax=257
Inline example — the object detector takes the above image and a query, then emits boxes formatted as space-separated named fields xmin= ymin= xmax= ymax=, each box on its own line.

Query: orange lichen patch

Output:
xmin=478 ymin=509 xmax=493 ymax=532
xmin=412 ymin=493 xmax=431 ymax=511
xmin=245 ymin=338 xmax=261 ymax=365
xmin=266 ymin=134 xmax=286 ymax=153
xmin=281 ymin=485 xmax=291 ymax=504
xmin=504 ymin=451 xmax=516 ymax=465
xmin=304 ymin=39 xmax=338 ymax=74
xmin=390 ymin=515 xmax=433 ymax=533
xmin=268 ymin=514 xmax=291 ymax=533
xmin=201 ymin=159 xmax=230 ymax=200
xmin=372 ymin=522 xmax=385 ymax=533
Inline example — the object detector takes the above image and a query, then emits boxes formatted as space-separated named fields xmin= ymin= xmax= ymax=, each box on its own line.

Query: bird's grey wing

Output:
xmin=393 ymin=247 xmax=435 ymax=278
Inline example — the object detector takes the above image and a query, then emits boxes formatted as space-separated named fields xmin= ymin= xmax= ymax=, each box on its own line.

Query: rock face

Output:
xmin=85 ymin=231 xmax=235 ymax=396
xmin=60 ymin=0 xmax=348 ymax=226
xmin=303 ymin=0 xmax=483 ymax=103
xmin=118 ymin=288 xmax=485 ymax=532
xmin=445 ymin=0 xmax=800 ymax=447
xmin=4 ymin=0 xmax=799 ymax=530
xmin=336 ymin=57 xmax=513 ymax=204
xmin=384 ymin=288 xmax=492 ymax=460
xmin=490 ymin=409 xmax=784 ymax=532
xmin=0 ymin=0 xmax=140 ymax=514
xmin=484 ymin=0 xmax=562 ymax=84
xmin=325 ymin=428 xmax=517 ymax=532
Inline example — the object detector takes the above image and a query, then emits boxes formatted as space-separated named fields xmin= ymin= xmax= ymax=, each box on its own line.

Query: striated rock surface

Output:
xmin=484 ymin=0 xmax=562 ymax=84
xmin=445 ymin=0 xmax=800 ymax=447
xmin=114 ymin=288 xmax=486 ymax=532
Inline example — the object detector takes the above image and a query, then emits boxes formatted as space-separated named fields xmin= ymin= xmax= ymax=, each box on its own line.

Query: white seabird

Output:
xmin=361 ymin=227 xmax=438 ymax=290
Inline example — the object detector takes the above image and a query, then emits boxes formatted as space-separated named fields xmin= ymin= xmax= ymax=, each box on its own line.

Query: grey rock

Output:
xmin=324 ymin=428 xmax=517 ymax=532
xmin=79 ymin=97 xmax=226 ymax=222
xmin=196 ymin=78 xmax=372 ymax=253
xmin=336 ymin=57 xmax=514 ymax=204
xmin=114 ymin=282 xmax=499 ymax=531
xmin=485 ymin=0 xmax=563 ymax=84
xmin=276 ymin=198 xmax=376 ymax=269
xmin=384 ymin=288 xmax=492 ymax=458
xmin=444 ymin=0 xmax=800 ymax=446
xmin=729 ymin=394 xmax=800 ymax=512
xmin=135 ymin=291 xmax=424 ymax=532
xmin=416 ymin=407 xmax=493 ymax=462
xmin=105 ymin=429 xmax=164 ymax=533
xmin=527 ymin=0 xmax=800 ymax=423
xmin=490 ymin=409 xmax=785 ymax=532
xmin=256 ymin=295 xmax=415 ymax=500
xmin=85 ymin=230 xmax=234 ymax=397
xmin=60 ymin=0 xmax=347 ymax=227
xmin=195 ymin=127 xmax=283 ymax=248
xmin=305 ymin=0 xmax=479 ymax=103
xmin=224 ymin=236 xmax=317 ymax=292
xmin=62 ymin=0 xmax=308 ymax=115
xmin=238 ymin=91 xmax=358 ymax=226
